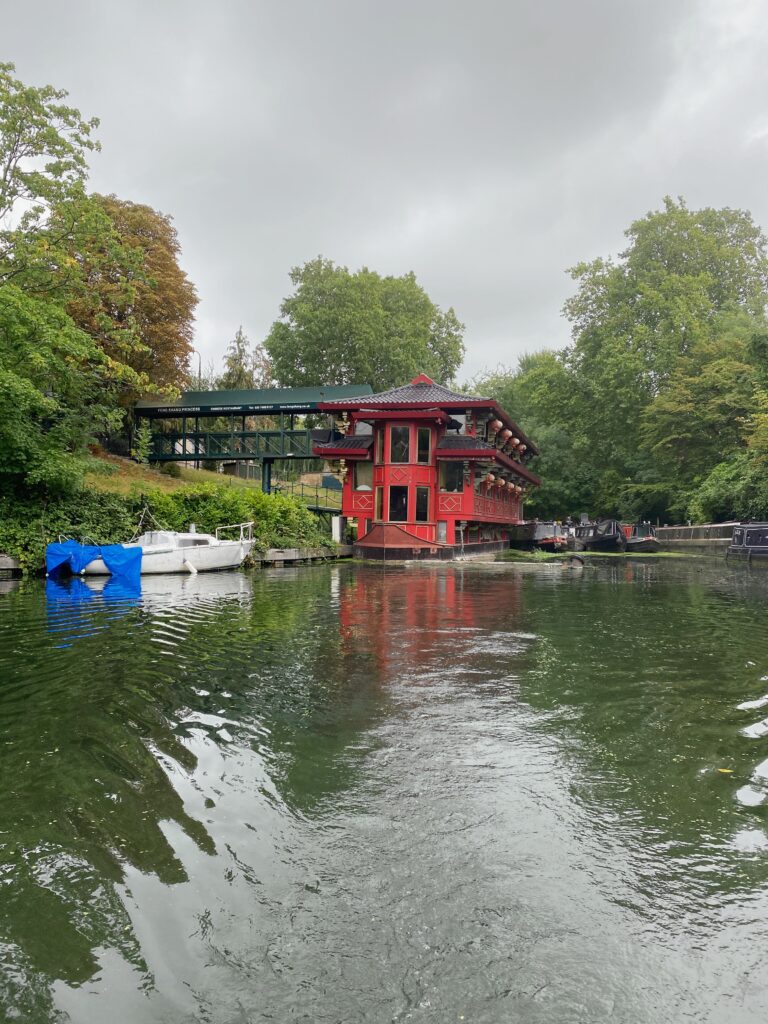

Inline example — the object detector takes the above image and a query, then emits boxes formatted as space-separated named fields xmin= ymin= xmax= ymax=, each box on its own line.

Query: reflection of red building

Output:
xmin=313 ymin=375 xmax=540 ymax=558
xmin=337 ymin=567 xmax=523 ymax=675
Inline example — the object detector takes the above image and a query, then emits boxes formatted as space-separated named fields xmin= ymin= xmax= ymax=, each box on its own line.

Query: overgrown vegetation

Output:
xmin=473 ymin=198 xmax=768 ymax=523
xmin=0 ymin=484 xmax=329 ymax=573
xmin=265 ymin=257 xmax=465 ymax=389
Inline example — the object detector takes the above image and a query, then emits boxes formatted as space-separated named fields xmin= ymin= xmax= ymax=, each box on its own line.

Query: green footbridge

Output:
xmin=135 ymin=384 xmax=371 ymax=497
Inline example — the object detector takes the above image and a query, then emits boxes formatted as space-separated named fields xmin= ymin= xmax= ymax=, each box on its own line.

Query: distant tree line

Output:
xmin=471 ymin=198 xmax=768 ymax=523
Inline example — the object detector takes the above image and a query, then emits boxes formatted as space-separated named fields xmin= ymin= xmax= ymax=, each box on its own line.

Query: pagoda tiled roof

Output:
xmin=322 ymin=378 xmax=488 ymax=407
xmin=319 ymin=374 xmax=539 ymax=457
xmin=313 ymin=435 xmax=373 ymax=451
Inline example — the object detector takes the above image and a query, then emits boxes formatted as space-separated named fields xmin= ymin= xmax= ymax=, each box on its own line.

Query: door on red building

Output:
xmin=389 ymin=486 xmax=408 ymax=521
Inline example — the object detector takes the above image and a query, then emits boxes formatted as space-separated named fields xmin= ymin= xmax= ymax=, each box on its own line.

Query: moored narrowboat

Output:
xmin=532 ymin=521 xmax=567 ymax=552
xmin=624 ymin=523 xmax=661 ymax=554
xmin=727 ymin=523 xmax=768 ymax=563
xmin=570 ymin=519 xmax=626 ymax=552
xmin=588 ymin=519 xmax=627 ymax=552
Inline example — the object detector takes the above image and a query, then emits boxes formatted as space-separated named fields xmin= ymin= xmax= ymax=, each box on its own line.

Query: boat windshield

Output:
xmin=138 ymin=532 xmax=175 ymax=548
xmin=634 ymin=524 xmax=655 ymax=538
xmin=594 ymin=521 xmax=618 ymax=536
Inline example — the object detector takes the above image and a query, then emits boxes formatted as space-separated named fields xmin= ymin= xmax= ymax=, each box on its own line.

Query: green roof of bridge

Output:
xmin=136 ymin=383 xmax=373 ymax=416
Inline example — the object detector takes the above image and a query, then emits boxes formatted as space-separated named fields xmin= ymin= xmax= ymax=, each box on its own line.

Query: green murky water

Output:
xmin=2 ymin=558 xmax=768 ymax=1023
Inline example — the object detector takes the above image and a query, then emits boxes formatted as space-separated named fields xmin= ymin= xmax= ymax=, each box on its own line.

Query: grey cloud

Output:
xmin=5 ymin=0 xmax=766 ymax=379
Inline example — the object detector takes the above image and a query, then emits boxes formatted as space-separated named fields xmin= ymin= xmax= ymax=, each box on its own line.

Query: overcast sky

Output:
xmin=5 ymin=0 xmax=768 ymax=380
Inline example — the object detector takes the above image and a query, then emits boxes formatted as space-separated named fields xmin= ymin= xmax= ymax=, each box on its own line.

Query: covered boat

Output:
xmin=570 ymin=520 xmax=626 ymax=552
xmin=727 ymin=523 xmax=768 ymax=563
xmin=47 ymin=522 xmax=254 ymax=577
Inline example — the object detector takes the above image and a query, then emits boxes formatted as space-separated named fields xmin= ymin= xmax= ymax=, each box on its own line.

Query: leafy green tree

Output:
xmin=265 ymin=258 xmax=465 ymax=388
xmin=563 ymin=197 xmax=768 ymax=476
xmin=0 ymin=61 xmax=100 ymax=289
xmin=0 ymin=64 xmax=190 ymax=496
xmin=641 ymin=315 xmax=759 ymax=480
xmin=130 ymin=421 xmax=153 ymax=463
xmin=0 ymin=285 xmax=126 ymax=493
xmin=686 ymin=452 xmax=768 ymax=523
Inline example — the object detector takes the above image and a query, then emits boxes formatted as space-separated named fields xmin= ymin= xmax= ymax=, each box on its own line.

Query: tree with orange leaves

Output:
xmin=66 ymin=195 xmax=198 ymax=394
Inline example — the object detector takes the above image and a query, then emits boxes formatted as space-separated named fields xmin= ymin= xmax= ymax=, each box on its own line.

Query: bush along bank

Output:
xmin=0 ymin=484 xmax=331 ymax=574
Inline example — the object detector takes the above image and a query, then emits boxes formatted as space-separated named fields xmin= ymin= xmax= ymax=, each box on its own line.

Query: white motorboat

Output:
xmin=82 ymin=522 xmax=254 ymax=575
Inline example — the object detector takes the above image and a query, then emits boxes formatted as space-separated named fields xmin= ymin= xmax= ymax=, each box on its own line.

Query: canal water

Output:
xmin=2 ymin=559 xmax=768 ymax=1023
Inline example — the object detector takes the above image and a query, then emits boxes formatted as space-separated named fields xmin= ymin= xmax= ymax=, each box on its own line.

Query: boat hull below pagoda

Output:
xmin=353 ymin=524 xmax=509 ymax=561
xmin=508 ymin=523 xmax=536 ymax=549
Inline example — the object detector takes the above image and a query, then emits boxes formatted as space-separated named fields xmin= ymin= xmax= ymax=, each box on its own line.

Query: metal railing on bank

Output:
xmin=655 ymin=522 xmax=737 ymax=542
xmin=272 ymin=480 xmax=343 ymax=510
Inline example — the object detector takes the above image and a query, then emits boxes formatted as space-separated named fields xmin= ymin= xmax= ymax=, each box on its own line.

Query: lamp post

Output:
xmin=191 ymin=348 xmax=202 ymax=388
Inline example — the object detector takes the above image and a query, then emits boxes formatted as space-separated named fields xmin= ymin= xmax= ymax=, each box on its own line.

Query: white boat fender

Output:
xmin=183 ymin=559 xmax=198 ymax=575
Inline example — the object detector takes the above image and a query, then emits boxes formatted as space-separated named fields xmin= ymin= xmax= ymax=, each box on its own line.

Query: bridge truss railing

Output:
xmin=149 ymin=429 xmax=315 ymax=461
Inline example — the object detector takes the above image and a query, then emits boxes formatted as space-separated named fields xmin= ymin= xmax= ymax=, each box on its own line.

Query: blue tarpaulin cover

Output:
xmin=45 ymin=540 xmax=142 ymax=582
xmin=99 ymin=544 xmax=142 ymax=580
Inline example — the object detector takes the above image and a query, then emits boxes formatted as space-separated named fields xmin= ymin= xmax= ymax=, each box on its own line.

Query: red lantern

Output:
xmin=500 ymin=428 xmax=512 ymax=442
xmin=488 ymin=419 xmax=503 ymax=434
xmin=519 ymin=444 xmax=527 ymax=453
xmin=486 ymin=473 xmax=495 ymax=484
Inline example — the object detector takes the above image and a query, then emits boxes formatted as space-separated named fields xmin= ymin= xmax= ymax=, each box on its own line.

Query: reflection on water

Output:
xmin=2 ymin=560 xmax=768 ymax=1021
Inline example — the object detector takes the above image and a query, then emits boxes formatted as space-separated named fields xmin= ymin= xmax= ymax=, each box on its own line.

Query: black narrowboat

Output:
xmin=570 ymin=519 xmax=627 ymax=552
xmin=588 ymin=519 xmax=627 ymax=552
xmin=625 ymin=523 xmax=661 ymax=554
xmin=727 ymin=523 xmax=768 ymax=563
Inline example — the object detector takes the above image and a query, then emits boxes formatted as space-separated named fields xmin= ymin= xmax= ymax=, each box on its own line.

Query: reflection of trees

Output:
xmin=1 ymin=563 xmax=526 ymax=1016
xmin=0 ymin=567 xmax=379 ymax=1014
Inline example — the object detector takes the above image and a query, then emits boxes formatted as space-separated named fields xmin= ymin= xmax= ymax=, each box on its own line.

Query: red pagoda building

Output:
xmin=312 ymin=374 xmax=540 ymax=559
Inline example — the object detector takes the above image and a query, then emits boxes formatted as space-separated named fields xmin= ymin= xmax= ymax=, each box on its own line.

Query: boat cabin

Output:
xmin=728 ymin=523 xmax=768 ymax=562
xmin=312 ymin=374 xmax=540 ymax=558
